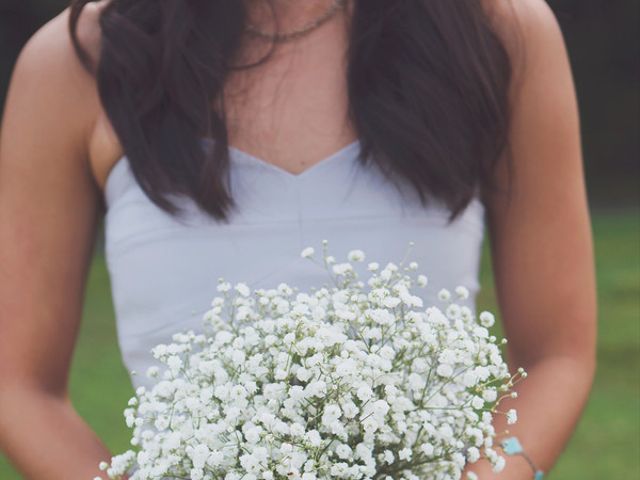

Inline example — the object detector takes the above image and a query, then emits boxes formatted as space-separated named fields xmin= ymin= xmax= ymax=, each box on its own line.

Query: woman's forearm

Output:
xmin=0 ymin=384 xmax=112 ymax=480
xmin=463 ymin=353 xmax=595 ymax=479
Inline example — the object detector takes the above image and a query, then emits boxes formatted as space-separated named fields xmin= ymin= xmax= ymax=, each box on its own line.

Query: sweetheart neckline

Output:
xmin=102 ymin=139 xmax=362 ymax=201
xmin=226 ymin=139 xmax=361 ymax=179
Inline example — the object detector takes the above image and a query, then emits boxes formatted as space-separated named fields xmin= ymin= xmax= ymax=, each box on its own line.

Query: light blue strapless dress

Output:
xmin=103 ymin=140 xmax=486 ymax=390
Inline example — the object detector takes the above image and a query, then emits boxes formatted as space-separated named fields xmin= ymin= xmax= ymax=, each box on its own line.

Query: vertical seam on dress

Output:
xmin=295 ymin=181 xmax=304 ymax=255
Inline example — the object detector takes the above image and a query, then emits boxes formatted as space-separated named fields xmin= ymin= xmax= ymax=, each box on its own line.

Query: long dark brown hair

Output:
xmin=69 ymin=0 xmax=514 ymax=223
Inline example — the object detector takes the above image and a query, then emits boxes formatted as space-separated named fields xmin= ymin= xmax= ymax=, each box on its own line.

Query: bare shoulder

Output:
xmin=5 ymin=1 xmax=122 ymax=190
xmin=479 ymin=0 xmax=582 ymax=211
xmin=14 ymin=2 xmax=104 ymax=85
xmin=486 ymin=0 xmax=561 ymax=33
xmin=482 ymin=0 xmax=578 ymax=131
xmin=8 ymin=2 xmax=108 ymax=137
xmin=483 ymin=0 xmax=568 ymax=78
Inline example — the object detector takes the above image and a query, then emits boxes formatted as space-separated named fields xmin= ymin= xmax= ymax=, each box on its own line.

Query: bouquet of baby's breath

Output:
xmin=98 ymin=242 xmax=525 ymax=480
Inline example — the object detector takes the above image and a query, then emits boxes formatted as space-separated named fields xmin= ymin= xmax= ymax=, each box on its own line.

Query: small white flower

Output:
xmin=301 ymin=247 xmax=315 ymax=259
xmin=437 ymin=363 xmax=454 ymax=378
xmin=492 ymin=455 xmax=507 ymax=472
xmin=437 ymin=288 xmax=451 ymax=301
xmin=347 ymin=249 xmax=366 ymax=262
xmin=234 ymin=282 xmax=251 ymax=297
xmin=455 ymin=285 xmax=470 ymax=299
xmin=398 ymin=448 xmax=412 ymax=461
xmin=467 ymin=447 xmax=481 ymax=463
xmin=305 ymin=430 xmax=322 ymax=447
xmin=356 ymin=385 xmax=374 ymax=402
xmin=479 ymin=311 xmax=496 ymax=328
xmin=420 ymin=443 xmax=434 ymax=456
xmin=332 ymin=262 xmax=353 ymax=276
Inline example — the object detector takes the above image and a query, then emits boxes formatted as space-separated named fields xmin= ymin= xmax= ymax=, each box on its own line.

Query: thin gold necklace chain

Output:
xmin=244 ymin=0 xmax=348 ymax=43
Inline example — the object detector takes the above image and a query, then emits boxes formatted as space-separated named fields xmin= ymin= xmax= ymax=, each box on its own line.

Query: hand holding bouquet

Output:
xmin=99 ymin=242 xmax=525 ymax=480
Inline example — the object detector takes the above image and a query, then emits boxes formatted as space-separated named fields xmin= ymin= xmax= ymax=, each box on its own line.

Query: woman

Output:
xmin=0 ymin=0 xmax=596 ymax=479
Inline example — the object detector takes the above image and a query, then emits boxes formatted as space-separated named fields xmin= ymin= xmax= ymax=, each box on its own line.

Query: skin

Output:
xmin=0 ymin=1 xmax=596 ymax=479
xmin=461 ymin=1 xmax=597 ymax=478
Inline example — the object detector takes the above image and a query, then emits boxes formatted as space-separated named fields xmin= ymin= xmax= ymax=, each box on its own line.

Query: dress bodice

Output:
xmin=103 ymin=140 xmax=486 ymax=389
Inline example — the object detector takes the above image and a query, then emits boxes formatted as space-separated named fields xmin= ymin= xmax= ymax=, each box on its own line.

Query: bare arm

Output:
xmin=465 ymin=1 xmax=597 ymax=478
xmin=0 ymin=8 xmax=114 ymax=480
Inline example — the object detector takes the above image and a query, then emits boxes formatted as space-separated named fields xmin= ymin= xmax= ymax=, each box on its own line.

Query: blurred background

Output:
xmin=0 ymin=1 xmax=638 ymax=479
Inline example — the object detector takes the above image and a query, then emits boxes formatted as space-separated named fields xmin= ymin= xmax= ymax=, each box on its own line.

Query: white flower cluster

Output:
xmin=100 ymin=243 xmax=525 ymax=480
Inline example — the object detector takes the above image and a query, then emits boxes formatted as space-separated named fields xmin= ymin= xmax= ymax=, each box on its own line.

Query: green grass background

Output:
xmin=1 ymin=209 xmax=638 ymax=479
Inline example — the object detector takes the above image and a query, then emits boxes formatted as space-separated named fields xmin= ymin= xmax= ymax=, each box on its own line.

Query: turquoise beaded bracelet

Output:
xmin=501 ymin=436 xmax=545 ymax=480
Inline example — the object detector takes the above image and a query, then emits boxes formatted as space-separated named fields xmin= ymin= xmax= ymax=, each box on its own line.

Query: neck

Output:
xmin=244 ymin=0 xmax=346 ymax=34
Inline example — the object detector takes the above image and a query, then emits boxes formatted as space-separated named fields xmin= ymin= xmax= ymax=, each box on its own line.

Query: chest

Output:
xmin=90 ymin=21 xmax=355 ymax=192
xmin=104 ymin=145 xmax=487 ymax=368
xmin=219 ymin=24 xmax=356 ymax=173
